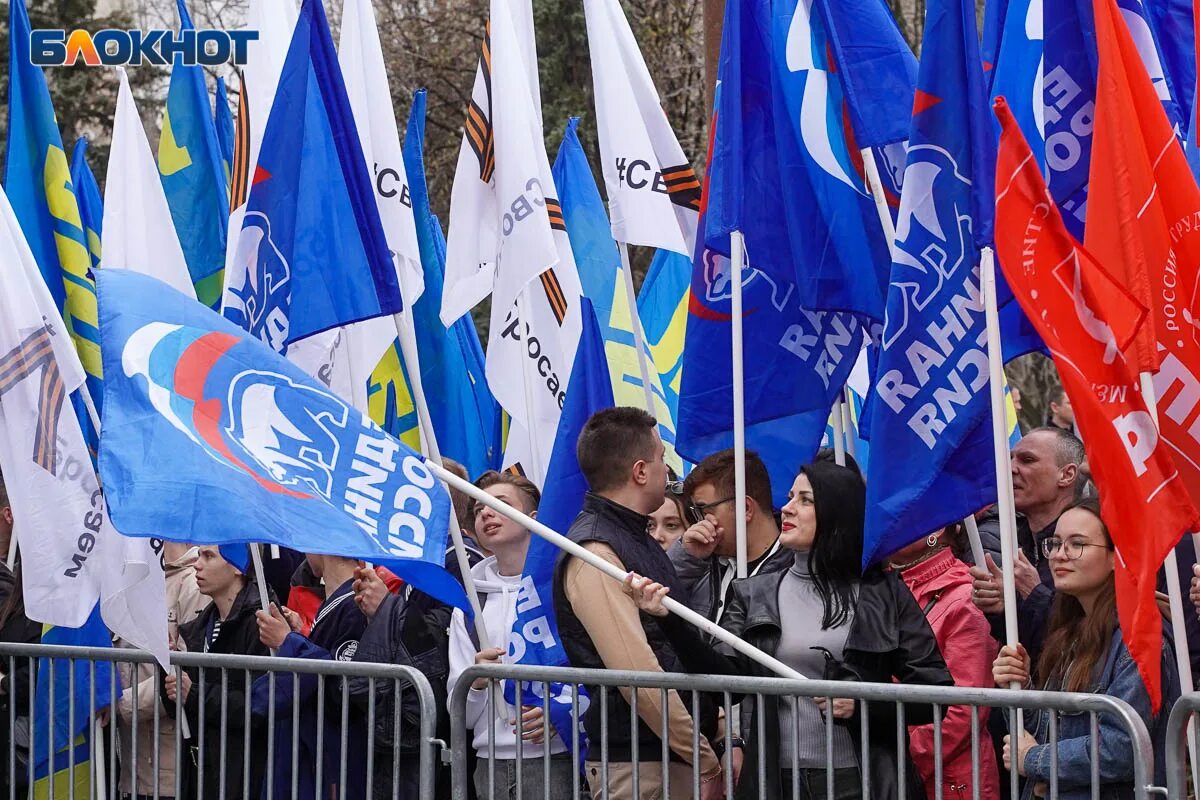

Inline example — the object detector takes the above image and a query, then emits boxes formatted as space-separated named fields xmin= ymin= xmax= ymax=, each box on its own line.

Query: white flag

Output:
xmin=441 ymin=0 xmax=561 ymax=329
xmin=0 ymin=188 xmax=168 ymax=665
xmin=101 ymin=69 xmax=195 ymax=299
xmin=584 ymin=0 xmax=700 ymax=255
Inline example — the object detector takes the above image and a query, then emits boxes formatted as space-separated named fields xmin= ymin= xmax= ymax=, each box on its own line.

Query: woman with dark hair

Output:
xmin=992 ymin=497 xmax=1178 ymax=798
xmin=626 ymin=461 xmax=952 ymax=800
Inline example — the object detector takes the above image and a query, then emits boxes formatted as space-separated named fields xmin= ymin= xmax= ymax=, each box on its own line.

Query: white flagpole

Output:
xmin=5 ymin=525 xmax=16 ymax=570
xmin=830 ymin=400 xmax=847 ymax=467
xmin=730 ymin=231 xmax=748 ymax=578
xmin=981 ymin=248 xmax=1022 ymax=677
xmin=617 ymin=241 xmax=660 ymax=418
xmin=863 ymin=147 xmax=987 ymax=570
xmin=841 ymin=388 xmax=857 ymax=459
xmin=1139 ymin=372 xmax=1200 ymax=784
xmin=429 ymin=461 xmax=804 ymax=680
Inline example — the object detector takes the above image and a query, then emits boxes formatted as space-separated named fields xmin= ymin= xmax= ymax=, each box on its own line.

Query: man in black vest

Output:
xmin=553 ymin=407 xmax=725 ymax=800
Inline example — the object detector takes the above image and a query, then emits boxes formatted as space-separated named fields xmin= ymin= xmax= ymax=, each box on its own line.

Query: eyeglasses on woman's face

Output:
xmin=1041 ymin=536 xmax=1109 ymax=561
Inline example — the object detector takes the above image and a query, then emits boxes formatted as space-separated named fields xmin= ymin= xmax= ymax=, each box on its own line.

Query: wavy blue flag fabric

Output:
xmin=34 ymin=607 xmax=114 ymax=792
xmin=636 ymin=248 xmax=691 ymax=428
xmin=215 ymin=76 xmax=236 ymax=199
xmin=402 ymin=89 xmax=502 ymax=478
xmin=703 ymin=0 xmax=893 ymax=323
xmin=222 ymin=0 xmax=402 ymax=353
xmin=1146 ymin=0 xmax=1195 ymax=126
xmin=69 ymin=138 xmax=104 ymax=273
xmin=677 ymin=246 xmax=862 ymax=509
xmin=160 ymin=0 xmax=229 ymax=308
xmin=498 ymin=300 xmax=606 ymax=760
xmin=989 ymin=0 xmax=1044 ymax=162
xmin=982 ymin=0 xmax=1012 ymax=82
xmin=864 ymin=0 xmax=1001 ymax=566
xmin=97 ymin=268 xmax=468 ymax=611
xmin=815 ymin=0 xmax=917 ymax=148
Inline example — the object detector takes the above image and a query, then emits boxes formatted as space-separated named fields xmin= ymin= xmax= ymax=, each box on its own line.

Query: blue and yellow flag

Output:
xmin=4 ymin=0 xmax=101 ymax=415
xmin=159 ymin=0 xmax=230 ymax=308
xmin=68 ymin=138 xmax=103 ymax=273
xmin=636 ymin=248 xmax=690 ymax=432
xmin=33 ymin=608 xmax=114 ymax=799
xmin=214 ymin=76 xmax=236 ymax=200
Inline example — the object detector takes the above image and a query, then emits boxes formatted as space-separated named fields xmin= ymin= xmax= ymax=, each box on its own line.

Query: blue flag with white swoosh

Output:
xmin=221 ymin=0 xmax=402 ymax=353
xmin=98 ymin=268 xmax=467 ymax=611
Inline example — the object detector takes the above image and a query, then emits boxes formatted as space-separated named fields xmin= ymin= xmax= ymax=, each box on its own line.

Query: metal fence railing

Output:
xmin=1165 ymin=691 xmax=1200 ymax=798
xmin=450 ymin=663 xmax=1163 ymax=800
xmin=0 ymin=641 xmax=438 ymax=800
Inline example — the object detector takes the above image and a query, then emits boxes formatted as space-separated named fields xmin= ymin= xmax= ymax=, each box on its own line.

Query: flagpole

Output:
xmin=1139 ymin=371 xmax=1200 ymax=784
xmin=980 ymin=248 xmax=1021 ymax=669
xmin=730 ymin=231 xmax=749 ymax=578
xmin=841 ymin=388 xmax=857 ymax=459
xmin=863 ymin=146 xmax=987 ymax=569
xmin=617 ymin=241 xmax=660 ymax=418
xmin=5 ymin=525 xmax=16 ymax=570
xmin=429 ymin=461 xmax=805 ymax=680
xmin=830 ymin=399 xmax=847 ymax=467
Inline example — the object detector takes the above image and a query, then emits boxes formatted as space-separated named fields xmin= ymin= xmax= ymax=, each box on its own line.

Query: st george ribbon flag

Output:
xmin=222 ymin=0 xmax=403 ymax=356
xmin=994 ymin=97 xmax=1198 ymax=707
xmin=0 ymin=188 xmax=168 ymax=664
xmin=501 ymin=299 xmax=608 ymax=754
xmin=103 ymin=68 xmax=196 ymax=300
xmin=160 ymin=0 xmax=230 ymax=308
xmin=701 ymin=0 xmax=907 ymax=323
xmin=583 ymin=0 xmax=700 ymax=256
xmin=863 ymin=0 xmax=1000 ymax=565
xmin=1086 ymin=0 xmax=1200 ymax=507
xmin=97 ymin=268 xmax=470 ymax=612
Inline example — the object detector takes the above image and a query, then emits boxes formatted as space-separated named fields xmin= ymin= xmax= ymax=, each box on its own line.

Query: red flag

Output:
xmin=994 ymin=98 xmax=1199 ymax=710
xmin=1088 ymin=0 xmax=1200 ymax=506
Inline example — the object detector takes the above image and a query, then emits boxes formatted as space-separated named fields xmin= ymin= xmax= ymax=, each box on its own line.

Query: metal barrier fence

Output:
xmin=0 ymin=642 xmax=438 ymax=800
xmin=1166 ymin=692 xmax=1200 ymax=797
xmin=450 ymin=663 xmax=1162 ymax=800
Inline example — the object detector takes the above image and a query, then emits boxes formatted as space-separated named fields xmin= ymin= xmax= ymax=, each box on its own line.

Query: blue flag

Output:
xmin=97 ymin=268 xmax=469 ymax=611
xmin=34 ymin=607 xmax=115 ymax=794
xmin=215 ymin=76 xmax=236 ymax=200
xmin=222 ymin=0 xmax=402 ymax=353
xmin=815 ymin=0 xmax=918 ymax=148
xmin=988 ymin=0 xmax=1044 ymax=163
xmin=1146 ymin=0 xmax=1195 ymax=126
xmin=505 ymin=299 xmax=609 ymax=752
xmin=5 ymin=0 xmax=103 ymax=423
xmin=636 ymin=248 xmax=691 ymax=430
xmin=703 ymin=0 xmax=894 ymax=323
xmin=551 ymin=118 xmax=682 ymax=469
xmin=864 ymin=0 xmax=1000 ymax=566
xmin=160 ymin=0 xmax=229 ymax=308
xmin=69 ymin=138 xmax=104 ymax=274
xmin=402 ymin=89 xmax=502 ymax=478
xmin=982 ymin=0 xmax=1012 ymax=83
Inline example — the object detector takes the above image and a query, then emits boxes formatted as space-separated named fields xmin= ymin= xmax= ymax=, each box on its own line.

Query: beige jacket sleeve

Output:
xmin=563 ymin=542 xmax=721 ymax=779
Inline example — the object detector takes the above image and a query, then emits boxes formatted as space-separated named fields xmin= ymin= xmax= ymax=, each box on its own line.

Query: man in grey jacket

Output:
xmin=669 ymin=449 xmax=791 ymax=622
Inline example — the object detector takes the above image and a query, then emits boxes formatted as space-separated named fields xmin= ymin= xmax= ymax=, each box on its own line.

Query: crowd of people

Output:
xmin=0 ymin=397 xmax=1193 ymax=799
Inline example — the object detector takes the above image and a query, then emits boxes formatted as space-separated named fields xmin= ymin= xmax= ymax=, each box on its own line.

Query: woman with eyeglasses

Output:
xmin=648 ymin=479 xmax=690 ymax=550
xmin=624 ymin=460 xmax=952 ymax=800
xmin=991 ymin=497 xmax=1179 ymax=798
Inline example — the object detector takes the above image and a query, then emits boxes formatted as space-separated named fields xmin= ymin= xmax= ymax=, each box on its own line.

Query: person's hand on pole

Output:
xmin=970 ymin=554 xmax=1005 ymax=614
xmin=623 ymin=574 xmax=671 ymax=617
xmin=516 ymin=705 xmax=546 ymax=744
xmin=471 ymin=647 xmax=505 ymax=690
xmin=682 ymin=514 xmax=724 ymax=560
xmin=1190 ymin=563 xmax=1200 ymax=618
xmin=992 ymin=643 xmax=1031 ymax=689
xmin=814 ymin=697 xmax=855 ymax=719
xmin=1003 ymin=728 xmax=1037 ymax=776
xmin=165 ymin=670 xmax=192 ymax=704
xmin=256 ymin=604 xmax=293 ymax=649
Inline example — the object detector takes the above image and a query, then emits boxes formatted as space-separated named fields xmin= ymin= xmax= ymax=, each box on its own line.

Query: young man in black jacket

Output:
xmin=165 ymin=545 xmax=274 ymax=799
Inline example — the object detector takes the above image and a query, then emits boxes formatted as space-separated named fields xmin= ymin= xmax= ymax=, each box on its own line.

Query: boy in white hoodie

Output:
xmin=447 ymin=471 xmax=574 ymax=799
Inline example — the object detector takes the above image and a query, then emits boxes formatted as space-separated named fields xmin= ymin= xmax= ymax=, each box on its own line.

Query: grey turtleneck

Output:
xmin=776 ymin=552 xmax=858 ymax=770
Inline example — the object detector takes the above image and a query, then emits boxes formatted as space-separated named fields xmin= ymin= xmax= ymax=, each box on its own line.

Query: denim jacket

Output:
xmin=1020 ymin=628 xmax=1179 ymax=800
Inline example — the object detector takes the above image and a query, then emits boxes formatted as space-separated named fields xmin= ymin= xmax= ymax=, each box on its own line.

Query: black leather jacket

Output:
xmin=658 ymin=565 xmax=952 ymax=800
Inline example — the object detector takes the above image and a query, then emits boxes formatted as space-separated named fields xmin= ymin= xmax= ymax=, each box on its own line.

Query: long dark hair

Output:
xmin=1035 ymin=497 xmax=1117 ymax=693
xmin=800 ymin=461 xmax=866 ymax=629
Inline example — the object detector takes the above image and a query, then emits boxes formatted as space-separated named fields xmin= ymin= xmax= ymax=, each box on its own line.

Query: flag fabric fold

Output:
xmin=103 ymin=68 xmax=196 ymax=300
xmin=98 ymin=268 xmax=469 ymax=612
xmin=635 ymin=248 xmax=691 ymax=430
xmin=69 ymin=138 xmax=104 ymax=274
xmin=215 ymin=76 xmax=237 ymax=198
xmin=994 ymin=96 xmax=1196 ymax=709
xmin=221 ymin=0 xmax=403 ymax=354
xmin=160 ymin=0 xmax=230 ymax=307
